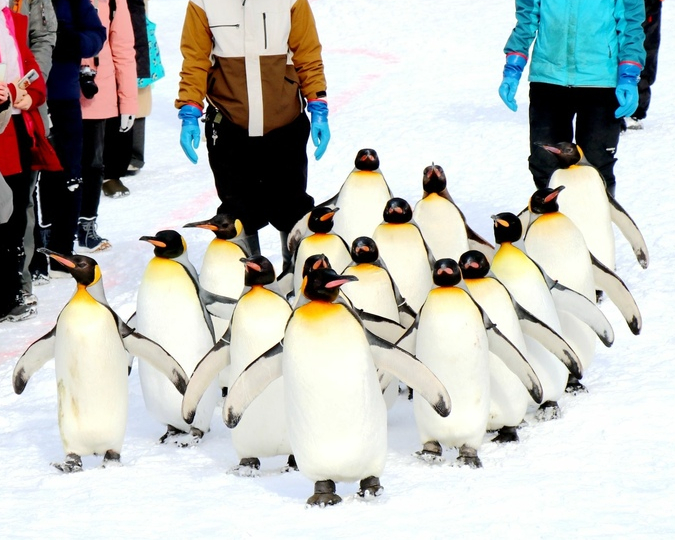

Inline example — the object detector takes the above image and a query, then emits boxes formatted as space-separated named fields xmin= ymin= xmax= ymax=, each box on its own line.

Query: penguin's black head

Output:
xmin=350 ymin=236 xmax=379 ymax=264
xmin=382 ymin=197 xmax=412 ymax=224
xmin=139 ymin=230 xmax=186 ymax=259
xmin=529 ymin=186 xmax=565 ymax=215
xmin=354 ymin=148 xmax=380 ymax=171
xmin=422 ymin=163 xmax=447 ymax=195
xmin=241 ymin=255 xmax=276 ymax=286
xmin=432 ymin=258 xmax=462 ymax=287
xmin=301 ymin=253 xmax=331 ymax=277
xmin=491 ymin=212 xmax=523 ymax=244
xmin=303 ymin=267 xmax=358 ymax=302
xmin=37 ymin=249 xmax=99 ymax=286
xmin=536 ymin=142 xmax=581 ymax=169
xmin=458 ymin=250 xmax=490 ymax=279
xmin=307 ymin=206 xmax=338 ymax=234
xmin=183 ymin=213 xmax=243 ymax=240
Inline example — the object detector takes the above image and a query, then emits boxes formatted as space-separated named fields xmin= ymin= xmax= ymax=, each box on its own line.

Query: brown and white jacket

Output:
xmin=175 ymin=0 xmax=327 ymax=136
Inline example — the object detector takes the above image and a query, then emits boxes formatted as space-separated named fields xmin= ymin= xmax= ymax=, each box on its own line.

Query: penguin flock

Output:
xmin=13 ymin=146 xmax=647 ymax=506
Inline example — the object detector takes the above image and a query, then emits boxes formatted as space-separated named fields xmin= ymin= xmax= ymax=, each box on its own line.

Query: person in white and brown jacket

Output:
xmin=175 ymin=0 xmax=330 ymax=271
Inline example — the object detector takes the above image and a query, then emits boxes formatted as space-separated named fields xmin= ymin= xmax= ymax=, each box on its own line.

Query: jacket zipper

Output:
xmin=263 ymin=13 xmax=268 ymax=49
xmin=210 ymin=24 xmax=240 ymax=28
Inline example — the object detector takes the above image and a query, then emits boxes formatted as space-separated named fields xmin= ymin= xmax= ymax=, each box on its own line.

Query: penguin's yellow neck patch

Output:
xmin=296 ymin=300 xmax=343 ymax=321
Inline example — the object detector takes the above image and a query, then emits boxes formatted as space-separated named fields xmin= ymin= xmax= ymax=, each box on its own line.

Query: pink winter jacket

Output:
xmin=80 ymin=0 xmax=137 ymax=120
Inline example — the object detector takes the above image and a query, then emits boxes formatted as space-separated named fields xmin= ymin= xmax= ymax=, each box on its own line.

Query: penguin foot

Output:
xmin=535 ymin=401 xmax=561 ymax=421
xmin=306 ymin=480 xmax=342 ymax=507
xmin=281 ymin=454 xmax=298 ymax=473
xmin=52 ymin=453 xmax=82 ymax=473
xmin=455 ymin=445 xmax=482 ymax=469
xmin=414 ymin=440 xmax=444 ymax=463
xmin=175 ymin=428 xmax=205 ymax=448
xmin=491 ymin=425 xmax=519 ymax=444
xmin=101 ymin=450 xmax=121 ymax=468
xmin=565 ymin=375 xmax=588 ymax=395
xmin=356 ymin=476 xmax=383 ymax=499
xmin=229 ymin=457 xmax=261 ymax=477
xmin=159 ymin=425 xmax=185 ymax=444
xmin=596 ymin=290 xmax=604 ymax=303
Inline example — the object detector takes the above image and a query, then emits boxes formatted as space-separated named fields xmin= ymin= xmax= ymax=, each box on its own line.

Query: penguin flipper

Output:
xmin=13 ymin=327 xmax=56 ymax=394
xmin=608 ymin=194 xmax=649 ymax=269
xmin=122 ymin=331 xmax=188 ymax=395
xmin=466 ymin=226 xmax=496 ymax=261
xmin=182 ymin=332 xmax=232 ymax=425
xmin=590 ymin=254 xmax=642 ymax=335
xmin=485 ymin=321 xmax=544 ymax=404
xmin=126 ymin=311 xmax=137 ymax=329
xmin=201 ymin=289 xmax=238 ymax=321
xmin=395 ymin=315 xmax=420 ymax=354
xmin=223 ymin=342 xmax=283 ymax=428
xmin=366 ymin=330 xmax=450 ymax=417
xmin=549 ymin=282 xmax=615 ymax=347
xmin=355 ymin=307 xmax=406 ymax=344
xmin=514 ymin=303 xmax=583 ymax=379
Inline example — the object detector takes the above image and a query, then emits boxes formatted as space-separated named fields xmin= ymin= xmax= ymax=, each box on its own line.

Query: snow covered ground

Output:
xmin=2 ymin=1 xmax=674 ymax=537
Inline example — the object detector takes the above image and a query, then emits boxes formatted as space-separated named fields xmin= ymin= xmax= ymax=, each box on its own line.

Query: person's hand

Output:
xmin=615 ymin=62 xmax=641 ymax=119
xmin=307 ymin=99 xmax=330 ymax=160
xmin=11 ymin=84 xmax=32 ymax=110
xmin=0 ymin=82 xmax=8 ymax=103
xmin=178 ymin=104 xmax=202 ymax=164
xmin=119 ymin=114 xmax=135 ymax=133
xmin=498 ymin=53 xmax=527 ymax=112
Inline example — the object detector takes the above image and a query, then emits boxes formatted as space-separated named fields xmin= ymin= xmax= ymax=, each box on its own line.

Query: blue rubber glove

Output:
xmin=498 ymin=54 xmax=527 ymax=112
xmin=614 ymin=62 xmax=641 ymax=119
xmin=178 ymin=104 xmax=202 ymax=164
xmin=307 ymin=100 xmax=330 ymax=160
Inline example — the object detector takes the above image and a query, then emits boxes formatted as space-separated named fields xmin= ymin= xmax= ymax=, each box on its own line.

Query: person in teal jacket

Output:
xmin=498 ymin=0 xmax=646 ymax=196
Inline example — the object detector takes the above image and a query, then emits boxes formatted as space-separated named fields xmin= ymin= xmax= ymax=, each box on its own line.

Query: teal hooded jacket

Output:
xmin=503 ymin=0 xmax=646 ymax=87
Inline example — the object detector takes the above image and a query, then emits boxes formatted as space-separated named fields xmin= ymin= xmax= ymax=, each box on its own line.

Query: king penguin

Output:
xmin=372 ymin=197 xmax=435 ymax=313
xmin=135 ymin=230 xmax=232 ymax=446
xmin=398 ymin=259 xmax=540 ymax=466
xmin=221 ymin=267 xmax=450 ymax=506
xmin=286 ymin=148 xmax=394 ymax=253
xmin=182 ymin=255 xmax=294 ymax=475
xmin=540 ymin=142 xmax=649 ymax=271
xmin=412 ymin=163 xmax=495 ymax=262
xmin=458 ymin=250 xmax=580 ymax=441
xmin=13 ymin=250 xmax=188 ymax=472
xmin=524 ymin=188 xmax=642 ymax=387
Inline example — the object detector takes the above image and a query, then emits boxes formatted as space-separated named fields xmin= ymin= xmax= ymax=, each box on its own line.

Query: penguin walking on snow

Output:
xmin=490 ymin=212 xmax=614 ymax=415
xmin=135 ymin=230 xmax=236 ymax=446
xmin=540 ymin=142 xmax=649 ymax=271
xmin=286 ymin=148 xmax=394 ymax=253
xmin=13 ymin=250 xmax=188 ymax=472
xmin=373 ymin=197 xmax=435 ymax=313
xmin=182 ymin=256 xmax=294 ymax=475
xmin=412 ymin=163 xmax=495 ymax=262
xmin=458 ymin=250 xmax=581 ymax=441
xmin=222 ymin=267 xmax=450 ymax=506
xmin=524 ymin=188 xmax=642 ymax=387
xmin=397 ymin=259 xmax=542 ymax=467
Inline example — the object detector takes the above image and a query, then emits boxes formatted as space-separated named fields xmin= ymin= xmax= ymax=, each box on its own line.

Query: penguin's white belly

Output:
xmin=464 ymin=279 xmax=529 ymax=430
xmin=373 ymin=223 xmax=432 ymax=312
xmin=137 ymin=259 xmax=218 ymax=432
xmin=333 ymin=171 xmax=392 ymax=245
xmin=549 ymin=167 xmax=615 ymax=269
xmin=413 ymin=196 xmax=469 ymax=260
xmin=341 ymin=265 xmax=400 ymax=322
xmin=55 ymin=299 xmax=129 ymax=456
xmin=525 ymin=214 xmax=596 ymax=301
xmin=293 ymin=235 xmax=351 ymax=296
xmin=413 ymin=289 xmax=490 ymax=449
xmin=283 ymin=303 xmax=387 ymax=482
xmin=230 ymin=290 xmax=292 ymax=458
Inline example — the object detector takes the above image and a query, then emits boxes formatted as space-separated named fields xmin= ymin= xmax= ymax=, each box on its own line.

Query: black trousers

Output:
xmin=104 ymin=115 xmax=133 ymax=180
xmin=528 ymin=82 xmax=622 ymax=194
xmin=635 ymin=0 xmax=662 ymax=120
xmin=0 ymin=115 xmax=33 ymax=314
xmin=80 ymin=119 xmax=106 ymax=220
xmin=205 ymin=110 xmax=315 ymax=234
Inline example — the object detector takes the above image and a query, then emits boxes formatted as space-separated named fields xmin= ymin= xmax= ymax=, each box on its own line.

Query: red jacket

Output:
xmin=0 ymin=10 xmax=51 ymax=177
